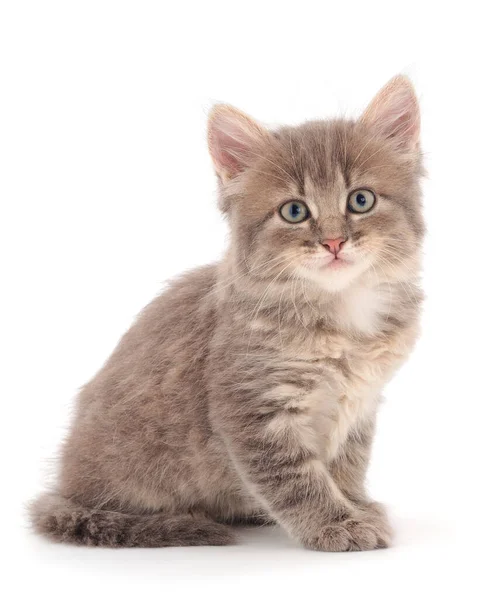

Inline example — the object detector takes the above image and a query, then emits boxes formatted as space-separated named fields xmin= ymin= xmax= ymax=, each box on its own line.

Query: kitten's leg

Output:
xmin=212 ymin=383 xmax=387 ymax=551
xmin=329 ymin=417 xmax=392 ymax=546
xmin=330 ymin=417 xmax=375 ymax=506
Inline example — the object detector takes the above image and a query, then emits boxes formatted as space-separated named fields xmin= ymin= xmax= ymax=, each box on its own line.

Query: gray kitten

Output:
xmin=31 ymin=75 xmax=424 ymax=551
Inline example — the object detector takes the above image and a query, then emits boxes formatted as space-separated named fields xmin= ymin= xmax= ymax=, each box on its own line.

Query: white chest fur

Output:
xmin=262 ymin=281 xmax=417 ymax=463
xmin=335 ymin=282 xmax=392 ymax=336
xmin=309 ymin=287 xmax=408 ymax=459
xmin=305 ymin=349 xmax=380 ymax=460
xmin=317 ymin=363 xmax=381 ymax=460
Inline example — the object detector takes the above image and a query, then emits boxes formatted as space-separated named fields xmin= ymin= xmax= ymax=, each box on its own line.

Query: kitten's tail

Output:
xmin=29 ymin=492 xmax=235 ymax=548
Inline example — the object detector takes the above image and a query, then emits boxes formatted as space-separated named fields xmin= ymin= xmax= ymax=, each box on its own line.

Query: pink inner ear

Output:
xmin=382 ymin=91 xmax=419 ymax=147
xmin=211 ymin=128 xmax=250 ymax=176
xmin=363 ymin=78 xmax=420 ymax=151
xmin=208 ymin=107 xmax=267 ymax=180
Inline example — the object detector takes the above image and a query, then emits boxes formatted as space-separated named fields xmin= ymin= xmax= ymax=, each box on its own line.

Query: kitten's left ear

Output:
xmin=360 ymin=75 xmax=420 ymax=152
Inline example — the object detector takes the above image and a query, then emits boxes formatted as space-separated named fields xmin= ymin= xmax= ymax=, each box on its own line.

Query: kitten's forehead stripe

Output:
xmin=296 ymin=172 xmax=305 ymax=197
xmin=278 ymin=122 xmax=354 ymax=200
xmin=265 ymin=119 xmax=424 ymax=243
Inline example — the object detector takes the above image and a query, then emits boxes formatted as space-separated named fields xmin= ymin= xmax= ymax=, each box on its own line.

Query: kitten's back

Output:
xmin=58 ymin=264 xmax=221 ymax=511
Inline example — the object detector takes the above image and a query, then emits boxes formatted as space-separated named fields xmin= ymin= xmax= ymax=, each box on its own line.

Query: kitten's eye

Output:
xmin=279 ymin=200 xmax=310 ymax=224
xmin=347 ymin=189 xmax=376 ymax=214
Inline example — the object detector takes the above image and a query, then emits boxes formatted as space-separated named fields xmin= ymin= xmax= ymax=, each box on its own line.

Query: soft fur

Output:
xmin=30 ymin=75 xmax=424 ymax=551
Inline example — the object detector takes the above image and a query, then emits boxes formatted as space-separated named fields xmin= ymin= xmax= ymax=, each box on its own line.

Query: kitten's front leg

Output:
xmin=329 ymin=417 xmax=392 ymax=546
xmin=212 ymin=382 xmax=387 ymax=551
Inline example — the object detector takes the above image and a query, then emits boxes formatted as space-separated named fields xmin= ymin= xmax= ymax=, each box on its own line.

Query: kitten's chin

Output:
xmin=297 ymin=260 xmax=369 ymax=293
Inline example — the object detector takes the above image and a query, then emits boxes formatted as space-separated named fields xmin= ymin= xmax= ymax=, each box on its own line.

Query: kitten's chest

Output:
xmin=308 ymin=327 xmax=412 ymax=459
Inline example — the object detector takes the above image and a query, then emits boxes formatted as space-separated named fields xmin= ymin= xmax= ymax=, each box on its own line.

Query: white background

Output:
xmin=1 ymin=1 xmax=487 ymax=598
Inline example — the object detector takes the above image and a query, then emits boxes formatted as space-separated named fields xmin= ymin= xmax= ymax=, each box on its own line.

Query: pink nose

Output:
xmin=322 ymin=237 xmax=347 ymax=256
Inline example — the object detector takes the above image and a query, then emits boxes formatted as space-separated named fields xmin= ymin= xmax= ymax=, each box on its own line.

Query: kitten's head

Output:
xmin=208 ymin=76 xmax=424 ymax=293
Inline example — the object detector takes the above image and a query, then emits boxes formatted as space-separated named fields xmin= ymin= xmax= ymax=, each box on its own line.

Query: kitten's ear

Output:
xmin=360 ymin=75 xmax=420 ymax=152
xmin=208 ymin=105 xmax=270 ymax=182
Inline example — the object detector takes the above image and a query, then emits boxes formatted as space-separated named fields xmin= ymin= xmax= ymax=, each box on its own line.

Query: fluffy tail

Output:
xmin=29 ymin=493 xmax=235 ymax=548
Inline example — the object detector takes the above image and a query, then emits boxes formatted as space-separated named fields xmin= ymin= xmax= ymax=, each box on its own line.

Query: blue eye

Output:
xmin=279 ymin=200 xmax=310 ymax=223
xmin=347 ymin=189 xmax=376 ymax=214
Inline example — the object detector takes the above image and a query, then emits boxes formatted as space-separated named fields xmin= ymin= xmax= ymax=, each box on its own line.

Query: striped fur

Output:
xmin=31 ymin=76 xmax=423 ymax=551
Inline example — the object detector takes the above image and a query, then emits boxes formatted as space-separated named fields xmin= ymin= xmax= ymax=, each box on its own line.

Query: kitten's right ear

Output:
xmin=207 ymin=105 xmax=270 ymax=182
xmin=360 ymin=75 xmax=420 ymax=153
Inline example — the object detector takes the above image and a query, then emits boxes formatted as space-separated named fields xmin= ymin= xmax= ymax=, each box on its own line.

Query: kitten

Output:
xmin=30 ymin=75 xmax=424 ymax=551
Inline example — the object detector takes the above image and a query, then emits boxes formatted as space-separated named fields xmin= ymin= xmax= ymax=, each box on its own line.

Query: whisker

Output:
xmin=354 ymin=144 xmax=387 ymax=172
xmin=374 ymin=254 xmax=419 ymax=306
xmin=206 ymin=254 xmax=291 ymax=298
xmin=349 ymin=134 xmax=379 ymax=169
xmin=301 ymin=277 xmax=322 ymax=319
xmin=291 ymin=271 xmax=310 ymax=334
xmin=244 ymin=258 xmax=297 ymax=358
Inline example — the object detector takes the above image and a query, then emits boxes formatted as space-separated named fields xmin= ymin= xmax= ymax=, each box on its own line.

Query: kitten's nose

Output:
xmin=321 ymin=237 xmax=347 ymax=256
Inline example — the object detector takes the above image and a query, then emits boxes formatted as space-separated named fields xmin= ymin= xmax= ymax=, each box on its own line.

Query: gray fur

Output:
xmin=30 ymin=76 xmax=423 ymax=551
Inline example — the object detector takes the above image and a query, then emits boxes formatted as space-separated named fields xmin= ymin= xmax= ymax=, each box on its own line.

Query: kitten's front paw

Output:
xmin=302 ymin=512 xmax=390 ymax=552
xmin=358 ymin=501 xmax=392 ymax=548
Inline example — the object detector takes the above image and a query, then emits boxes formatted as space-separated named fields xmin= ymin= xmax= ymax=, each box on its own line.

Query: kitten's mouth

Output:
xmin=303 ymin=255 xmax=352 ymax=270
xmin=324 ymin=257 xmax=349 ymax=269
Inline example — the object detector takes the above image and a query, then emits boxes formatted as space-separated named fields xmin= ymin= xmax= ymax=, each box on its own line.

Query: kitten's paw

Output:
xmin=302 ymin=513 xmax=390 ymax=552
xmin=358 ymin=502 xmax=392 ymax=548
